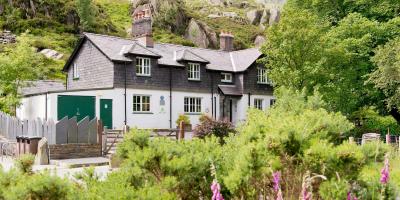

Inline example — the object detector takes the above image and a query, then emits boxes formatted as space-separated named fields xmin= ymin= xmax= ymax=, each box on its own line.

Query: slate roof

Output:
xmin=218 ymin=85 xmax=243 ymax=96
xmin=20 ymin=80 xmax=65 ymax=96
xmin=65 ymin=32 xmax=262 ymax=72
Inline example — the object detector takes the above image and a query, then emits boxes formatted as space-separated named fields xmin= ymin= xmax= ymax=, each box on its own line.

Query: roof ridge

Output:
xmin=83 ymin=32 xmax=136 ymax=42
xmin=156 ymin=42 xmax=227 ymax=53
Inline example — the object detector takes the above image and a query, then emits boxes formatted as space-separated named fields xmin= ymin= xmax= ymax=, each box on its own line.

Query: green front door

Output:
xmin=57 ymin=95 xmax=96 ymax=121
xmin=100 ymin=99 xmax=113 ymax=129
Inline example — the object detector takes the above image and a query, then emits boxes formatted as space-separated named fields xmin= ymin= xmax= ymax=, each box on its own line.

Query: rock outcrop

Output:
xmin=40 ymin=49 xmax=64 ymax=60
xmin=0 ymin=31 xmax=16 ymax=44
xmin=247 ymin=9 xmax=263 ymax=25
xmin=185 ymin=19 xmax=217 ymax=48
xmin=254 ymin=35 xmax=266 ymax=47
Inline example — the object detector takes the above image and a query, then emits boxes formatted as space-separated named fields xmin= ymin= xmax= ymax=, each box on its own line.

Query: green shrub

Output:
xmin=15 ymin=154 xmax=35 ymax=174
xmin=319 ymin=178 xmax=349 ymax=199
xmin=5 ymin=172 xmax=79 ymax=200
xmin=350 ymin=108 xmax=400 ymax=138
xmin=193 ymin=115 xmax=235 ymax=141
xmin=175 ymin=114 xmax=190 ymax=127
xmin=360 ymin=141 xmax=392 ymax=163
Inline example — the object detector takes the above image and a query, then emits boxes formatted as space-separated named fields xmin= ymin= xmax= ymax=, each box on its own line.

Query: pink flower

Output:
xmin=272 ymin=171 xmax=281 ymax=192
xmin=380 ymin=156 xmax=390 ymax=184
xmin=348 ymin=192 xmax=358 ymax=200
xmin=301 ymin=182 xmax=310 ymax=200
xmin=211 ymin=181 xmax=224 ymax=200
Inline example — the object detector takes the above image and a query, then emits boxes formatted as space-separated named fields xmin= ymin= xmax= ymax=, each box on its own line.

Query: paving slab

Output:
xmin=50 ymin=157 xmax=109 ymax=168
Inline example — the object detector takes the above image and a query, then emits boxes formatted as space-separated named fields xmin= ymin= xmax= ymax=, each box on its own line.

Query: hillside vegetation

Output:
xmin=0 ymin=0 xmax=279 ymax=78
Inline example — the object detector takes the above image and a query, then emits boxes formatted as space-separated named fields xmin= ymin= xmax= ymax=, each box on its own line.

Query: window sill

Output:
xmin=184 ymin=112 xmax=202 ymax=115
xmin=257 ymin=82 xmax=269 ymax=85
xmin=73 ymin=78 xmax=80 ymax=80
xmin=221 ymin=80 xmax=233 ymax=83
xmin=132 ymin=112 xmax=153 ymax=114
xmin=188 ymin=79 xmax=201 ymax=82
xmin=137 ymin=74 xmax=151 ymax=77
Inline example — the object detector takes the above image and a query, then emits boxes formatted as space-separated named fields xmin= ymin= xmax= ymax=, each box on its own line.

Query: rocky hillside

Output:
xmin=0 ymin=0 xmax=285 ymax=78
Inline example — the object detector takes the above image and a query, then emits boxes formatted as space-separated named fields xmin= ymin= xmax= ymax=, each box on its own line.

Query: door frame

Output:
xmin=100 ymin=99 xmax=113 ymax=129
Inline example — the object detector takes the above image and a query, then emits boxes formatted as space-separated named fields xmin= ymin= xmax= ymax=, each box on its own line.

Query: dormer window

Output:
xmin=221 ymin=72 xmax=232 ymax=83
xmin=188 ymin=63 xmax=201 ymax=81
xmin=257 ymin=68 xmax=269 ymax=84
xmin=73 ymin=63 xmax=79 ymax=79
xmin=136 ymin=57 xmax=151 ymax=76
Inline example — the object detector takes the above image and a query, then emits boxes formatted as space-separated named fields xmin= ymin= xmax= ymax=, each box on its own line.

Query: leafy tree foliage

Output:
xmin=369 ymin=37 xmax=400 ymax=113
xmin=75 ymin=0 xmax=95 ymax=31
xmin=261 ymin=1 xmax=400 ymax=120
xmin=0 ymin=33 xmax=55 ymax=114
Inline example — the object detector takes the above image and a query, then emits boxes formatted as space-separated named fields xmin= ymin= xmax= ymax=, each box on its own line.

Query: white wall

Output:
xmin=18 ymin=88 xmax=274 ymax=130
xmin=16 ymin=94 xmax=47 ymax=120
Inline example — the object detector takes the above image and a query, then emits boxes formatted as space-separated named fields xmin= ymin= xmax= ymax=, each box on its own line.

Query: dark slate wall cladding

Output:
xmin=114 ymin=56 xmax=172 ymax=90
xmin=243 ymin=63 xmax=274 ymax=95
xmin=115 ymin=56 xmax=219 ymax=93
xmin=67 ymin=40 xmax=114 ymax=90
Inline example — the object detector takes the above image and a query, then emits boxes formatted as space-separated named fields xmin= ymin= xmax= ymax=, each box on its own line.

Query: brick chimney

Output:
xmin=132 ymin=4 xmax=153 ymax=47
xmin=219 ymin=31 xmax=234 ymax=51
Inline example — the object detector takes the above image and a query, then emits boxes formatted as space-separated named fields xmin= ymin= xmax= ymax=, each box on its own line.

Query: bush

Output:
xmin=360 ymin=141 xmax=392 ymax=163
xmin=175 ymin=114 xmax=190 ymax=127
xmin=193 ymin=115 xmax=235 ymax=140
xmin=350 ymin=108 xmax=400 ymax=138
xmin=319 ymin=178 xmax=349 ymax=199
xmin=15 ymin=154 xmax=35 ymax=174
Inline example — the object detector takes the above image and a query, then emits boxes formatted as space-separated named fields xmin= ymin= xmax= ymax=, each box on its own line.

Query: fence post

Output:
xmin=386 ymin=134 xmax=390 ymax=145
xmin=178 ymin=121 xmax=185 ymax=141
xmin=349 ymin=137 xmax=354 ymax=144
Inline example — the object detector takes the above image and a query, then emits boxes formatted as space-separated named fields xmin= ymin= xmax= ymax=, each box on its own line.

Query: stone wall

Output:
xmin=49 ymin=143 xmax=101 ymax=159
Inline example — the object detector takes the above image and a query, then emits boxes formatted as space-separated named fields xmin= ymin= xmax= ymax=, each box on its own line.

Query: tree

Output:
xmin=368 ymin=37 xmax=400 ymax=120
xmin=76 ymin=0 xmax=95 ymax=31
xmin=260 ymin=1 xmax=400 ymax=120
xmin=0 ymin=33 xmax=50 ymax=114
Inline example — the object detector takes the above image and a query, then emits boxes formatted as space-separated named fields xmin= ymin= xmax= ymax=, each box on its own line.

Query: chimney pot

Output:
xmin=132 ymin=4 xmax=154 ymax=47
xmin=220 ymin=31 xmax=234 ymax=51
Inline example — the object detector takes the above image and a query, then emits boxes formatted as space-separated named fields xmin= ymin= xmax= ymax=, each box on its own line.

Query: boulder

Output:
xmin=40 ymin=49 xmax=64 ymax=60
xmin=0 ymin=30 xmax=16 ymax=44
xmin=269 ymin=8 xmax=281 ymax=25
xmin=254 ymin=35 xmax=266 ymax=47
xmin=222 ymin=12 xmax=238 ymax=18
xmin=247 ymin=9 xmax=263 ymax=25
xmin=259 ymin=9 xmax=270 ymax=30
xmin=35 ymin=137 xmax=49 ymax=165
xmin=208 ymin=0 xmax=225 ymax=5
xmin=185 ymin=19 xmax=209 ymax=48
xmin=208 ymin=14 xmax=221 ymax=19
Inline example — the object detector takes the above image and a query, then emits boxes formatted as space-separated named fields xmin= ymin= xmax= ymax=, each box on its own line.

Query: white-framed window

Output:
xmin=254 ymin=98 xmax=263 ymax=110
xmin=73 ymin=63 xmax=79 ymax=79
xmin=188 ymin=63 xmax=201 ymax=80
xmin=221 ymin=72 xmax=232 ymax=83
xmin=136 ymin=57 xmax=151 ymax=76
xmin=133 ymin=95 xmax=151 ymax=112
xmin=257 ymin=68 xmax=269 ymax=84
xmin=184 ymin=97 xmax=202 ymax=113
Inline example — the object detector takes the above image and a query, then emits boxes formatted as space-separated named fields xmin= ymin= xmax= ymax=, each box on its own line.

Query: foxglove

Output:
xmin=211 ymin=181 xmax=224 ymax=200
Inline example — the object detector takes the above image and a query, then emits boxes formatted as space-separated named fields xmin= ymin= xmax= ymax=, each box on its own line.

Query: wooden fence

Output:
xmin=0 ymin=111 xmax=101 ymax=144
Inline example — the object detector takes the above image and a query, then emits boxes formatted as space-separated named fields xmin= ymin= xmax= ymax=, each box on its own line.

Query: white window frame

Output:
xmin=254 ymin=98 xmax=263 ymax=110
xmin=184 ymin=97 xmax=202 ymax=113
xmin=257 ymin=68 xmax=269 ymax=84
xmin=188 ymin=63 xmax=201 ymax=81
xmin=73 ymin=63 xmax=79 ymax=79
xmin=221 ymin=72 xmax=233 ymax=83
xmin=133 ymin=95 xmax=151 ymax=112
xmin=136 ymin=57 xmax=151 ymax=76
